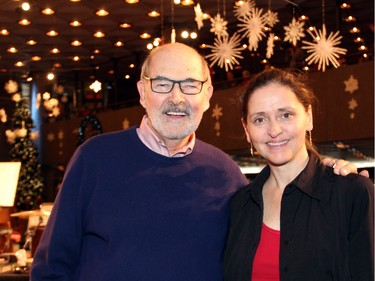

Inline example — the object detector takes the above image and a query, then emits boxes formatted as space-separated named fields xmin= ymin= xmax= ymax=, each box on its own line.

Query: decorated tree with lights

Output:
xmin=1 ymin=80 xmax=44 ymax=211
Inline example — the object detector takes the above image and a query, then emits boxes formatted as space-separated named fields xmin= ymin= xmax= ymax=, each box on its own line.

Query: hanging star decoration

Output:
xmin=0 ymin=108 xmax=7 ymax=123
xmin=266 ymin=33 xmax=275 ymax=59
xmin=212 ymin=103 xmax=223 ymax=137
xmin=348 ymin=98 xmax=358 ymax=111
xmin=302 ymin=24 xmax=347 ymax=72
xmin=233 ymin=0 xmax=255 ymax=19
xmin=237 ymin=7 xmax=267 ymax=51
xmin=266 ymin=10 xmax=279 ymax=28
xmin=344 ymin=74 xmax=359 ymax=94
xmin=194 ymin=3 xmax=204 ymax=30
xmin=205 ymin=33 xmax=244 ymax=72
xmin=4 ymin=80 xmax=19 ymax=94
xmin=210 ymin=13 xmax=228 ymax=37
xmin=283 ymin=17 xmax=305 ymax=47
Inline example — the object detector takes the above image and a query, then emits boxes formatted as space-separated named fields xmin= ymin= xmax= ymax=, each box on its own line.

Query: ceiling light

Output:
xmin=129 ymin=64 xmax=135 ymax=68
xmin=174 ymin=0 xmax=181 ymax=4
xmin=93 ymin=49 xmax=101 ymax=54
xmin=358 ymin=45 xmax=368 ymax=51
xmin=350 ymin=27 xmax=360 ymax=33
xmin=298 ymin=15 xmax=309 ymax=21
xmin=354 ymin=37 xmax=364 ymax=43
xmin=15 ymin=61 xmax=24 ymax=67
xmin=46 ymin=30 xmax=58 ymax=36
xmin=41 ymin=8 xmax=55 ymax=15
xmin=47 ymin=73 xmax=55 ymax=80
xmin=119 ymin=22 xmax=132 ymax=28
xmin=1 ymin=29 xmax=10 ymax=36
xmin=26 ymin=39 xmax=37 ymax=45
xmin=190 ymin=32 xmax=197 ymax=39
xmin=31 ymin=56 xmax=42 ymax=61
xmin=7 ymin=47 xmax=18 ymax=53
xmin=146 ymin=43 xmax=153 ymax=50
xmin=93 ymin=31 xmax=105 ymax=38
xmin=71 ymin=40 xmax=82 ymax=46
xmin=96 ymin=9 xmax=109 ymax=16
xmin=340 ymin=3 xmax=351 ymax=9
xmin=18 ymin=19 xmax=31 ymax=25
xmin=51 ymin=48 xmax=60 ymax=54
xmin=199 ymin=44 xmax=207 ymax=49
xmin=181 ymin=30 xmax=189 ymax=39
xmin=70 ymin=20 xmax=82 ymax=27
xmin=202 ymin=13 xmax=210 ymax=20
xmin=181 ymin=0 xmax=194 ymax=5
xmin=124 ymin=74 xmax=130 ymax=79
xmin=147 ymin=11 xmax=160 ymax=17
xmin=70 ymin=0 xmax=81 ymax=2
xmin=345 ymin=16 xmax=356 ymax=22
xmin=21 ymin=2 xmax=31 ymax=11
xmin=53 ymin=63 xmax=62 ymax=68
xmin=73 ymin=56 xmax=80 ymax=61
xmin=114 ymin=41 xmax=124 ymax=47
xmin=139 ymin=33 xmax=151 ymax=39
xmin=125 ymin=0 xmax=139 ymax=3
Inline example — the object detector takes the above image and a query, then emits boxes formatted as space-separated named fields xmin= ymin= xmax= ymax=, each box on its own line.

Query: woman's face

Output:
xmin=242 ymin=82 xmax=313 ymax=167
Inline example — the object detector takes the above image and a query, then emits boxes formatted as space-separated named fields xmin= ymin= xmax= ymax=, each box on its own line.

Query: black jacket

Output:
xmin=224 ymin=154 xmax=374 ymax=281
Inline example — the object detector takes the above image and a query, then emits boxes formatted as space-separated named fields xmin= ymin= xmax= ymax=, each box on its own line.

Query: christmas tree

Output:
xmin=2 ymin=80 xmax=44 ymax=211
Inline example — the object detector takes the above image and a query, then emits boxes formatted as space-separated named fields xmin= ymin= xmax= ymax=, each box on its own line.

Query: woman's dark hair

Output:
xmin=241 ymin=67 xmax=320 ymax=157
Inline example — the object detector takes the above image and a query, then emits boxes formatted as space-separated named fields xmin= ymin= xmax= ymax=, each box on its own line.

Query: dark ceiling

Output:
xmin=0 ymin=0 xmax=373 ymax=83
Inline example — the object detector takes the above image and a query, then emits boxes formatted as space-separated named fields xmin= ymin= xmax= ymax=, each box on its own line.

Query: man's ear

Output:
xmin=137 ymin=80 xmax=146 ymax=108
xmin=203 ymin=85 xmax=214 ymax=112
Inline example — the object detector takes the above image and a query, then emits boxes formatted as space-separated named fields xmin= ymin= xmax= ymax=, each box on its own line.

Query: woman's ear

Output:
xmin=306 ymin=104 xmax=313 ymax=131
xmin=241 ymin=117 xmax=252 ymax=144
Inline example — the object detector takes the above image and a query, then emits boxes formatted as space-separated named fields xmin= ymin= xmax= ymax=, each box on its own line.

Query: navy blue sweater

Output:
xmin=31 ymin=126 xmax=248 ymax=281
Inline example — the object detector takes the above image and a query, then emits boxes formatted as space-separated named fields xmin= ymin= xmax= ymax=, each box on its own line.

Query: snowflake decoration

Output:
xmin=194 ymin=3 xmax=204 ymax=30
xmin=348 ymin=98 xmax=358 ymax=110
xmin=210 ymin=13 xmax=228 ymax=37
xmin=266 ymin=33 xmax=275 ymax=59
xmin=284 ymin=17 xmax=305 ymax=46
xmin=233 ymin=0 xmax=255 ymax=20
xmin=237 ymin=7 xmax=267 ymax=51
xmin=212 ymin=103 xmax=223 ymax=120
xmin=205 ymin=33 xmax=244 ymax=72
xmin=302 ymin=24 xmax=347 ymax=72
xmin=4 ymin=80 xmax=19 ymax=94
xmin=266 ymin=10 xmax=279 ymax=28
xmin=344 ymin=75 xmax=359 ymax=94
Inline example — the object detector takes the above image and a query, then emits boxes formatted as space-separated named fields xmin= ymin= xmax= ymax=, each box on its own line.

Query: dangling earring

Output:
xmin=250 ymin=142 xmax=254 ymax=157
xmin=307 ymin=130 xmax=312 ymax=145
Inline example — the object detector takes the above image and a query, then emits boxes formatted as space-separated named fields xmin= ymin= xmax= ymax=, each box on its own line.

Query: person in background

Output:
xmin=30 ymin=43 xmax=365 ymax=281
xmin=224 ymin=68 xmax=374 ymax=281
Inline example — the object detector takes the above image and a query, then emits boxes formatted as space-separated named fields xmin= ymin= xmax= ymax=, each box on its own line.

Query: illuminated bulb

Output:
xmin=46 ymin=30 xmax=58 ymax=36
xmin=96 ymin=9 xmax=109 ymax=16
xmin=147 ymin=43 xmax=153 ymax=50
xmin=70 ymin=20 xmax=82 ymax=27
xmin=190 ymin=32 xmax=197 ymax=39
xmin=47 ymin=73 xmax=55 ymax=80
xmin=147 ymin=11 xmax=160 ymax=17
xmin=181 ymin=30 xmax=189 ymax=38
xmin=42 ymin=8 xmax=55 ymax=15
xmin=21 ymin=2 xmax=31 ymax=11
xmin=7 ymin=47 xmax=17 ymax=53
xmin=26 ymin=39 xmax=37 ymax=45
xmin=94 ymin=31 xmax=105 ymax=38
xmin=119 ymin=22 xmax=132 ymax=28
xmin=1 ymin=29 xmax=10 ymax=35
xmin=51 ymin=48 xmax=60 ymax=54
xmin=15 ymin=61 xmax=24 ymax=67
xmin=18 ymin=19 xmax=31 ymax=25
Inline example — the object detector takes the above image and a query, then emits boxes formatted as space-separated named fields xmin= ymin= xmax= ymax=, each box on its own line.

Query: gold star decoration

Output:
xmin=348 ymin=98 xmax=358 ymax=110
xmin=344 ymin=74 xmax=359 ymax=94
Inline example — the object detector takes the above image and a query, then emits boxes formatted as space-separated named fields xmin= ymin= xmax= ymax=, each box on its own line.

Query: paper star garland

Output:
xmin=344 ymin=75 xmax=359 ymax=94
xmin=205 ymin=33 xmax=244 ymax=72
xmin=210 ymin=13 xmax=228 ymax=37
xmin=237 ymin=7 xmax=267 ymax=51
xmin=194 ymin=3 xmax=204 ymax=30
xmin=283 ymin=17 xmax=305 ymax=46
xmin=302 ymin=24 xmax=347 ymax=72
xmin=233 ymin=0 xmax=255 ymax=19
xmin=266 ymin=33 xmax=275 ymax=59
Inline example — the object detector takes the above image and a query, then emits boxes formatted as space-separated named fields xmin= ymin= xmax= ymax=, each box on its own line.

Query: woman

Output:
xmin=224 ymin=68 xmax=373 ymax=281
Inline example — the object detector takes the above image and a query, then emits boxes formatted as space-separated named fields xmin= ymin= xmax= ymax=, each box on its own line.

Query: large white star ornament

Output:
xmin=233 ymin=0 xmax=255 ymax=19
xmin=194 ymin=3 xmax=204 ymax=30
xmin=344 ymin=75 xmax=359 ymax=94
xmin=283 ymin=17 xmax=305 ymax=46
xmin=237 ymin=7 xmax=267 ymax=51
xmin=302 ymin=24 xmax=347 ymax=72
xmin=205 ymin=33 xmax=244 ymax=72
xmin=210 ymin=13 xmax=228 ymax=37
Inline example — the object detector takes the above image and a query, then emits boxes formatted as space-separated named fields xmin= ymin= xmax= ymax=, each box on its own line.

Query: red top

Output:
xmin=251 ymin=223 xmax=280 ymax=281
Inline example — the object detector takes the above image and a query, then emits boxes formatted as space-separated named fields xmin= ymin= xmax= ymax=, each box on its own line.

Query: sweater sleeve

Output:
xmin=30 ymin=145 xmax=90 ymax=280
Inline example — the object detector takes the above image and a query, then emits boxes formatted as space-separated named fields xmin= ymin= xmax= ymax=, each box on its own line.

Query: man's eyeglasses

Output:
xmin=143 ymin=76 xmax=207 ymax=95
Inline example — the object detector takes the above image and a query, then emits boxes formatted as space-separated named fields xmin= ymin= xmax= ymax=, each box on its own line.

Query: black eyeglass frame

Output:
xmin=142 ymin=75 xmax=208 ymax=95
